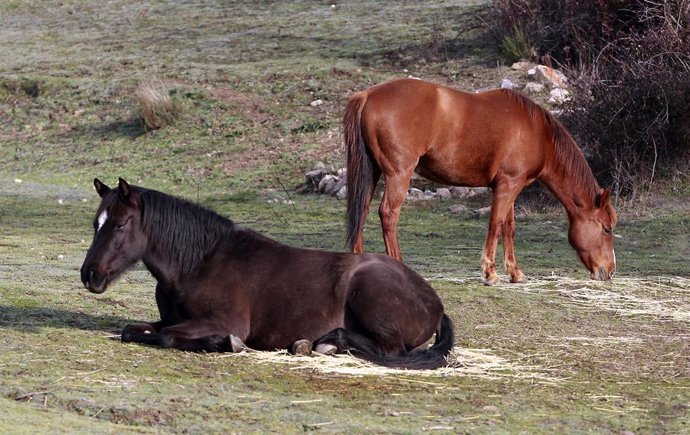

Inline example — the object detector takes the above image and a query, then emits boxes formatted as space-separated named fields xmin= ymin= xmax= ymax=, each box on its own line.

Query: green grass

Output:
xmin=1 ymin=0 xmax=689 ymax=433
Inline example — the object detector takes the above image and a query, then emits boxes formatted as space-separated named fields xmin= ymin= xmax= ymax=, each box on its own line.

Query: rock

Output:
xmin=449 ymin=186 xmax=471 ymax=198
xmin=523 ymin=82 xmax=545 ymax=95
xmin=311 ymin=161 xmax=326 ymax=172
xmin=310 ymin=99 xmax=323 ymax=107
xmin=511 ymin=61 xmax=533 ymax=70
xmin=318 ymin=174 xmax=338 ymax=194
xmin=449 ymin=204 xmax=467 ymax=213
xmin=434 ymin=187 xmax=452 ymax=199
xmin=535 ymin=65 xmax=568 ymax=88
xmin=472 ymin=187 xmax=490 ymax=196
xmin=331 ymin=174 xmax=347 ymax=194
xmin=406 ymin=187 xmax=425 ymax=200
xmin=548 ymin=88 xmax=571 ymax=104
xmin=527 ymin=68 xmax=537 ymax=80
xmin=305 ymin=169 xmax=325 ymax=187
xmin=500 ymin=78 xmax=518 ymax=90
xmin=474 ymin=206 xmax=492 ymax=218
xmin=336 ymin=185 xmax=347 ymax=199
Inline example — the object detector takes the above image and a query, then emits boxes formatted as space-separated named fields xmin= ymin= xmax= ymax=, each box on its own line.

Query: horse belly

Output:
xmin=415 ymin=156 xmax=492 ymax=187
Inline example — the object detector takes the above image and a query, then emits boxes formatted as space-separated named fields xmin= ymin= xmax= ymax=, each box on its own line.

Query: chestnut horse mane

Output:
xmin=501 ymin=89 xmax=600 ymax=206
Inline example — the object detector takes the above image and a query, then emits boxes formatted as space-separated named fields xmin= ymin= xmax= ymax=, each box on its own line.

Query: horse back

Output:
xmin=360 ymin=78 xmax=554 ymax=187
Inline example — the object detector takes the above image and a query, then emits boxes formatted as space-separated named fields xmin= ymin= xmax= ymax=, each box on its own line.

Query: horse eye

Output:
xmin=603 ymin=227 xmax=612 ymax=235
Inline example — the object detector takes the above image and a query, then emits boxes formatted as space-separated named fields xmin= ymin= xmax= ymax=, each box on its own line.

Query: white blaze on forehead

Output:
xmin=97 ymin=210 xmax=108 ymax=232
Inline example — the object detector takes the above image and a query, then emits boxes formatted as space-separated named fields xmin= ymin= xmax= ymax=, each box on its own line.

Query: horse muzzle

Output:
xmin=591 ymin=266 xmax=614 ymax=281
xmin=81 ymin=267 xmax=108 ymax=294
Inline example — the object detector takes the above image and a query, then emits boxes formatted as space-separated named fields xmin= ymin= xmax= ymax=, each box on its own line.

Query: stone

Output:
xmin=310 ymin=99 xmax=323 ymax=107
xmin=523 ymin=82 xmax=545 ymax=95
xmin=471 ymin=187 xmax=490 ymax=196
xmin=449 ymin=186 xmax=471 ymax=198
xmin=331 ymin=174 xmax=347 ymax=194
xmin=406 ymin=187 xmax=425 ymax=200
xmin=318 ymin=174 xmax=338 ymax=194
xmin=474 ymin=206 xmax=492 ymax=218
xmin=511 ymin=61 xmax=533 ymax=70
xmin=336 ymin=185 xmax=347 ymax=199
xmin=535 ymin=65 xmax=568 ymax=88
xmin=548 ymin=88 xmax=571 ymax=104
xmin=449 ymin=204 xmax=467 ymax=213
xmin=311 ymin=161 xmax=326 ymax=172
xmin=434 ymin=187 xmax=452 ymax=199
xmin=500 ymin=78 xmax=518 ymax=90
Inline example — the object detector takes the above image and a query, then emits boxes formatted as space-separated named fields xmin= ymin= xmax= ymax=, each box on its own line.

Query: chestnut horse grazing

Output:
xmin=344 ymin=78 xmax=617 ymax=284
xmin=80 ymin=178 xmax=454 ymax=369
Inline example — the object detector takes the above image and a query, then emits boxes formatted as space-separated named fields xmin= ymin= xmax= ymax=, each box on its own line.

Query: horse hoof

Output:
xmin=483 ymin=274 xmax=499 ymax=286
xmin=229 ymin=335 xmax=248 ymax=353
xmin=290 ymin=339 xmax=313 ymax=356
xmin=510 ymin=272 xmax=526 ymax=283
xmin=315 ymin=343 xmax=337 ymax=355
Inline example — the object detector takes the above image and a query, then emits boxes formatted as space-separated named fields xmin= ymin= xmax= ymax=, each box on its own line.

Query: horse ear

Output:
xmin=117 ymin=177 xmax=132 ymax=201
xmin=94 ymin=178 xmax=110 ymax=197
xmin=596 ymin=188 xmax=612 ymax=209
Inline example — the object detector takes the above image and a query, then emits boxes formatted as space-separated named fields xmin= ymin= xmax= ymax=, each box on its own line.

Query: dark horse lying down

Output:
xmin=80 ymin=178 xmax=454 ymax=369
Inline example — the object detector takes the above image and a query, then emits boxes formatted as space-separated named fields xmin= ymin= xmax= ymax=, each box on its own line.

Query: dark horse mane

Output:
xmin=501 ymin=89 xmax=600 ymax=205
xmin=100 ymin=187 xmax=240 ymax=277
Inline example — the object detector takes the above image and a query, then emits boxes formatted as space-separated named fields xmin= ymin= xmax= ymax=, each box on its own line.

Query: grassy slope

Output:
xmin=1 ymin=0 xmax=689 ymax=433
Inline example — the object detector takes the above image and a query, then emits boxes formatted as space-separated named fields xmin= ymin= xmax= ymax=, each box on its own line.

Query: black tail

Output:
xmin=344 ymin=91 xmax=376 ymax=251
xmin=354 ymin=314 xmax=455 ymax=370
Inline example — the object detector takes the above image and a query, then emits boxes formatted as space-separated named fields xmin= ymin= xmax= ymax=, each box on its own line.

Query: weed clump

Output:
xmin=132 ymin=79 xmax=182 ymax=131
xmin=1 ymin=77 xmax=40 ymax=99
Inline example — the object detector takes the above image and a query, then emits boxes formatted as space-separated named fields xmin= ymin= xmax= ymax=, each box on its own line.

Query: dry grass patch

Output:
xmin=132 ymin=79 xmax=181 ymax=131
xmin=212 ymin=346 xmax=562 ymax=384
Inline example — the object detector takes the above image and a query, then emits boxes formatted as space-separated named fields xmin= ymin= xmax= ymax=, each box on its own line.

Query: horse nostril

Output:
xmin=83 ymin=269 xmax=95 ymax=288
xmin=598 ymin=267 xmax=607 ymax=281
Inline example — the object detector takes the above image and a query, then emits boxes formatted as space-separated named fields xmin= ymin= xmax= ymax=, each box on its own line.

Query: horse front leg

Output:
xmin=502 ymin=204 xmax=525 ymax=283
xmin=121 ymin=322 xmax=162 ymax=346
xmin=158 ymin=318 xmax=250 ymax=353
xmin=481 ymin=182 xmax=522 ymax=285
xmin=379 ymin=173 xmax=412 ymax=261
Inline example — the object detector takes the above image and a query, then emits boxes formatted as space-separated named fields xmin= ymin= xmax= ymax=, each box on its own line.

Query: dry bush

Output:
xmin=132 ymin=79 xmax=181 ymax=131
xmin=489 ymin=0 xmax=690 ymax=197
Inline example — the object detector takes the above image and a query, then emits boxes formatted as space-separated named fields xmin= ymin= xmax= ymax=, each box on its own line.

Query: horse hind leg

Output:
xmin=379 ymin=171 xmax=414 ymax=261
xmin=314 ymin=328 xmax=386 ymax=357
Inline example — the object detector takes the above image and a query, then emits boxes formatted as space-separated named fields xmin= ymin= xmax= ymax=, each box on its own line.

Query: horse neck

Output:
xmin=540 ymin=138 xmax=600 ymax=222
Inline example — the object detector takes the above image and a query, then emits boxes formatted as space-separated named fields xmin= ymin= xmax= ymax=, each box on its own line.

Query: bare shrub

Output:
xmin=489 ymin=0 xmax=690 ymax=197
xmin=133 ymin=79 xmax=181 ymax=131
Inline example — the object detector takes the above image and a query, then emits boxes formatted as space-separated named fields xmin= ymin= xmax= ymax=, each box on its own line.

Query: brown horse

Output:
xmin=80 ymin=178 xmax=454 ymax=369
xmin=344 ymin=78 xmax=617 ymax=284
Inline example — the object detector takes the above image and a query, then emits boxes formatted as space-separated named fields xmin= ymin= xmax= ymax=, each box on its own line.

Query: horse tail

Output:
xmin=344 ymin=91 xmax=375 ymax=251
xmin=355 ymin=314 xmax=455 ymax=370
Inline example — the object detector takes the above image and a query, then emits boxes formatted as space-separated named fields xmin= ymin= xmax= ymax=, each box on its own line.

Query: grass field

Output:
xmin=1 ymin=1 xmax=689 ymax=433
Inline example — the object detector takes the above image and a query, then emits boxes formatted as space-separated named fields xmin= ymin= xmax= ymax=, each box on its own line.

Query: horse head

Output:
xmin=568 ymin=188 xmax=618 ymax=281
xmin=80 ymin=177 xmax=147 ymax=293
